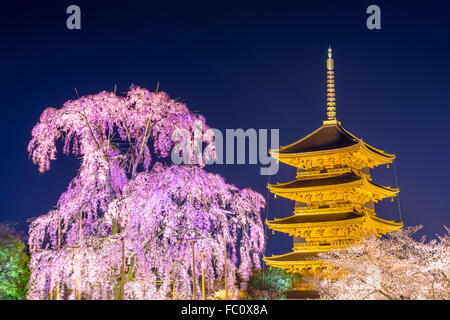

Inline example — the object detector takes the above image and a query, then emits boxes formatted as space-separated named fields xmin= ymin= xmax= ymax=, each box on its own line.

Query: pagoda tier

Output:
xmin=268 ymin=172 xmax=398 ymax=205
xmin=264 ymin=209 xmax=402 ymax=272
xmin=265 ymin=210 xmax=402 ymax=243
xmin=263 ymin=251 xmax=325 ymax=274
xmin=263 ymin=48 xmax=402 ymax=280
xmin=270 ymin=122 xmax=395 ymax=171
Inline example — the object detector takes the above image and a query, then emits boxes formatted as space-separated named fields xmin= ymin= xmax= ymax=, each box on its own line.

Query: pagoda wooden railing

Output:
xmin=294 ymin=203 xmax=375 ymax=215
xmin=293 ymin=239 xmax=357 ymax=251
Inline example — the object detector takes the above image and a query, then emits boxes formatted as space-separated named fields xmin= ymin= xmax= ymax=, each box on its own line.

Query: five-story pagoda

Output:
xmin=263 ymin=48 xmax=402 ymax=281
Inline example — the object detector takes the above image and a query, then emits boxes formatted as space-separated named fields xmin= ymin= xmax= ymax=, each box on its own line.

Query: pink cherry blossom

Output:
xmin=27 ymin=86 xmax=265 ymax=299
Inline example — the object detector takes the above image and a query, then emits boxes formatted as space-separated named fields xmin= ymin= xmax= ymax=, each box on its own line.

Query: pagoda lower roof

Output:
xmin=264 ymin=251 xmax=319 ymax=263
xmin=272 ymin=172 xmax=360 ymax=189
xmin=267 ymin=211 xmax=362 ymax=225
xmin=271 ymin=122 xmax=394 ymax=159
xmin=266 ymin=210 xmax=403 ymax=234
xmin=269 ymin=172 xmax=397 ymax=194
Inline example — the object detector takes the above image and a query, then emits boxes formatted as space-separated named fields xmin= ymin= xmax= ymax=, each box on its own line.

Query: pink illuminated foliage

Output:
xmin=27 ymin=86 xmax=265 ymax=299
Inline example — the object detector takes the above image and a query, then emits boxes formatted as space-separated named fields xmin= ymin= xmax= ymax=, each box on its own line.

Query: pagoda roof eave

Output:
xmin=271 ymin=140 xmax=395 ymax=161
xmin=268 ymin=172 xmax=362 ymax=190
xmin=266 ymin=216 xmax=365 ymax=229
xmin=263 ymin=251 xmax=322 ymax=265
xmin=366 ymin=180 xmax=399 ymax=195
xmin=367 ymin=215 xmax=403 ymax=231
xmin=266 ymin=214 xmax=403 ymax=235
xmin=270 ymin=122 xmax=395 ymax=161
xmin=339 ymin=125 xmax=396 ymax=159
xmin=265 ymin=211 xmax=365 ymax=228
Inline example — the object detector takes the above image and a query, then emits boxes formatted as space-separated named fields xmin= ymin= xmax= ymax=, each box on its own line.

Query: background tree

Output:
xmin=0 ymin=222 xmax=30 ymax=300
xmin=27 ymin=86 xmax=265 ymax=299
xmin=304 ymin=226 xmax=450 ymax=300
xmin=247 ymin=267 xmax=301 ymax=300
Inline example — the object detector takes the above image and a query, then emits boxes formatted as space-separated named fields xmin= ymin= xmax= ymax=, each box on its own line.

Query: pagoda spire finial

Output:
xmin=326 ymin=46 xmax=336 ymax=121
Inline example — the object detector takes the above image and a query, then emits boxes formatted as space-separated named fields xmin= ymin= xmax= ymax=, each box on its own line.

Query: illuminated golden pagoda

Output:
xmin=263 ymin=48 xmax=402 ymax=284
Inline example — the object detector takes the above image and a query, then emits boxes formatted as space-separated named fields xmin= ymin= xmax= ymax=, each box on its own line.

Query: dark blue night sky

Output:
xmin=1 ymin=0 xmax=449 ymax=257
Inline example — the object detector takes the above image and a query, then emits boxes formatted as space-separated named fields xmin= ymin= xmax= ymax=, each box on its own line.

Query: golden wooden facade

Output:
xmin=263 ymin=48 xmax=402 ymax=275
